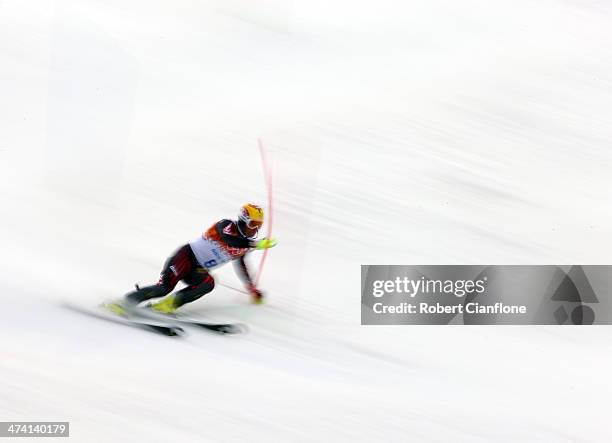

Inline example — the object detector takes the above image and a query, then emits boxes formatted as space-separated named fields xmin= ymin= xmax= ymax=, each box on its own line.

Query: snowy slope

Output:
xmin=1 ymin=0 xmax=612 ymax=441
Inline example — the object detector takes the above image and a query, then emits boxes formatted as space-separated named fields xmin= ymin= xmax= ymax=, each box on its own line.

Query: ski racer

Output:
xmin=107 ymin=203 xmax=276 ymax=315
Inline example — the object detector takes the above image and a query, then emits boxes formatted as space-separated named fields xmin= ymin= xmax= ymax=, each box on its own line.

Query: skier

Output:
xmin=107 ymin=203 xmax=276 ymax=316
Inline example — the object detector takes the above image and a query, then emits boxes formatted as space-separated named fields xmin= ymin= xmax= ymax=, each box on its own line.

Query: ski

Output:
xmin=130 ymin=306 xmax=245 ymax=335
xmin=63 ymin=303 xmax=185 ymax=337
xmin=173 ymin=319 xmax=245 ymax=334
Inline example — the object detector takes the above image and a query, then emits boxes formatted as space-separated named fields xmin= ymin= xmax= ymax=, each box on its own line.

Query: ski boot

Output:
xmin=149 ymin=294 xmax=178 ymax=315
xmin=103 ymin=300 xmax=130 ymax=317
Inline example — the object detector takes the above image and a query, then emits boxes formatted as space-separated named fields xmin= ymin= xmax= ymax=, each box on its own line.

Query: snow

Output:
xmin=1 ymin=0 xmax=612 ymax=441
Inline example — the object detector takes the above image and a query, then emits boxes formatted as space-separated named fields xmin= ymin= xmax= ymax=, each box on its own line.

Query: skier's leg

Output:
xmin=174 ymin=270 xmax=215 ymax=308
xmin=125 ymin=245 xmax=194 ymax=305
xmin=150 ymin=268 xmax=215 ymax=313
xmin=124 ymin=283 xmax=170 ymax=305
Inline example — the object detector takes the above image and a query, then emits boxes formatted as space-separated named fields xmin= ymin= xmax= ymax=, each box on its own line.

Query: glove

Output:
xmin=248 ymin=284 xmax=264 ymax=304
xmin=253 ymin=238 xmax=277 ymax=250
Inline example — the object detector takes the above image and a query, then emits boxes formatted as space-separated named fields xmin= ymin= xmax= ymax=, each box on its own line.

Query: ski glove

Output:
xmin=247 ymin=284 xmax=264 ymax=304
xmin=253 ymin=238 xmax=277 ymax=250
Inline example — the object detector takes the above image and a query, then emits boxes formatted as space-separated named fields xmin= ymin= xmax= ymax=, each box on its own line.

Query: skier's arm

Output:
xmin=234 ymin=256 xmax=263 ymax=303
xmin=234 ymin=255 xmax=255 ymax=288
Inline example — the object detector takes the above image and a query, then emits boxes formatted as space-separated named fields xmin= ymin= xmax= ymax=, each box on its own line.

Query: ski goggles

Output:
xmin=245 ymin=219 xmax=263 ymax=230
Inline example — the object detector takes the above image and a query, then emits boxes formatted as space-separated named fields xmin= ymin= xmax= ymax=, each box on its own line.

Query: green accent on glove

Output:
xmin=255 ymin=238 xmax=277 ymax=250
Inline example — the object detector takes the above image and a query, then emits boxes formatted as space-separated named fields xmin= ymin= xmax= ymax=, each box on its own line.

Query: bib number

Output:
xmin=203 ymin=259 xmax=218 ymax=268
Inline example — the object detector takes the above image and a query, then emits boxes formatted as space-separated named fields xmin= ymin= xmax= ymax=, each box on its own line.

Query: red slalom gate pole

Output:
xmin=256 ymin=137 xmax=274 ymax=287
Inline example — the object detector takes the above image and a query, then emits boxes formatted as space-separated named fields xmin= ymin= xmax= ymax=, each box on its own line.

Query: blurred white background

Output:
xmin=1 ymin=0 xmax=611 ymax=441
